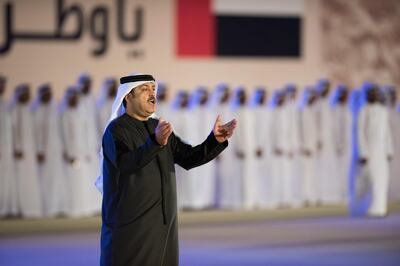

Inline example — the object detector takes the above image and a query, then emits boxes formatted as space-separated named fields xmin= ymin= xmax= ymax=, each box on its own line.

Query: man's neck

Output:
xmin=126 ymin=110 xmax=149 ymax=121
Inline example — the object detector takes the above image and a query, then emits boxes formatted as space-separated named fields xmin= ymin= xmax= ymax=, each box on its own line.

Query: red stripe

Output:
xmin=176 ymin=0 xmax=215 ymax=56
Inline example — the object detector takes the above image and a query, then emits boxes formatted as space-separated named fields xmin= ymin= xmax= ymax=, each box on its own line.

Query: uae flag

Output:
xmin=176 ymin=0 xmax=303 ymax=57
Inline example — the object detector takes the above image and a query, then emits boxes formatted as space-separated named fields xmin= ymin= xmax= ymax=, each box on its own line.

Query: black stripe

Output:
xmin=120 ymin=75 xmax=155 ymax=84
xmin=216 ymin=16 xmax=301 ymax=57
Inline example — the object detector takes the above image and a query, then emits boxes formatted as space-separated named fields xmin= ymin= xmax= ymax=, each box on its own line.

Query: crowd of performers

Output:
xmin=0 ymin=74 xmax=398 ymax=219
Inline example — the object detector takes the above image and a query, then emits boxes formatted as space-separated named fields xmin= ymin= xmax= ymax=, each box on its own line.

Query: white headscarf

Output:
xmin=268 ymin=88 xmax=285 ymax=109
xmin=207 ymin=82 xmax=230 ymax=108
xmin=95 ymin=73 xmax=157 ymax=194
xmin=59 ymin=86 xmax=79 ymax=113
xmin=249 ymin=86 xmax=267 ymax=108
xmin=96 ymin=77 xmax=117 ymax=108
xmin=230 ymin=86 xmax=247 ymax=110
xmin=30 ymin=84 xmax=56 ymax=112
xmin=330 ymin=84 xmax=348 ymax=108
xmin=9 ymin=84 xmax=30 ymax=110
xmin=188 ymin=85 xmax=208 ymax=110
xmin=170 ymin=90 xmax=189 ymax=111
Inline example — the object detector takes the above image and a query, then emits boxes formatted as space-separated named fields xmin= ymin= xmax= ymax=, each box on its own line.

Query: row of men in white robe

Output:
xmin=0 ymin=75 xmax=117 ymax=218
xmin=157 ymin=81 xmax=399 ymax=215
xmin=1 ymin=76 xmax=398 ymax=218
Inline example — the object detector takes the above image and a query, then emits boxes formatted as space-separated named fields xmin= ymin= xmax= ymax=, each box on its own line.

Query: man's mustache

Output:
xmin=148 ymin=96 xmax=156 ymax=103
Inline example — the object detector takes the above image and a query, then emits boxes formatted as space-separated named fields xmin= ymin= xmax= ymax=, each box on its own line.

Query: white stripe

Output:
xmin=212 ymin=0 xmax=304 ymax=17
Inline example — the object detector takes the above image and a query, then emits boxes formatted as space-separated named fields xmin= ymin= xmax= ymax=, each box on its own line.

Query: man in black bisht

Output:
xmin=98 ymin=73 xmax=237 ymax=265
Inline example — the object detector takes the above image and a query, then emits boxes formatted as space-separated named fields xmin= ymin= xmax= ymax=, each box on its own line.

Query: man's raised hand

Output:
xmin=156 ymin=118 xmax=173 ymax=146
xmin=213 ymin=115 xmax=237 ymax=143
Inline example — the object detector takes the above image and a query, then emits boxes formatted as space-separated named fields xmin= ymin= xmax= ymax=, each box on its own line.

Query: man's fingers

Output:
xmin=220 ymin=119 xmax=237 ymax=131
xmin=220 ymin=123 xmax=235 ymax=132
xmin=160 ymin=128 xmax=173 ymax=142
xmin=213 ymin=115 xmax=222 ymax=129
xmin=158 ymin=121 xmax=172 ymax=131
xmin=162 ymin=127 xmax=172 ymax=136
xmin=160 ymin=124 xmax=172 ymax=135
xmin=226 ymin=119 xmax=238 ymax=128
xmin=216 ymin=120 xmax=236 ymax=134
xmin=217 ymin=126 xmax=235 ymax=138
xmin=215 ymin=114 xmax=222 ymax=124
xmin=158 ymin=118 xmax=166 ymax=127
xmin=158 ymin=123 xmax=170 ymax=131
xmin=158 ymin=120 xmax=168 ymax=128
xmin=162 ymin=124 xmax=173 ymax=136
xmin=158 ymin=118 xmax=172 ymax=127
xmin=217 ymin=118 xmax=237 ymax=131
xmin=166 ymin=127 xmax=173 ymax=137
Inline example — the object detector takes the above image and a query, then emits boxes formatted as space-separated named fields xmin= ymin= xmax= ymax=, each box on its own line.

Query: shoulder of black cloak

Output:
xmin=103 ymin=115 xmax=129 ymax=144
xmin=104 ymin=115 xmax=124 ymax=133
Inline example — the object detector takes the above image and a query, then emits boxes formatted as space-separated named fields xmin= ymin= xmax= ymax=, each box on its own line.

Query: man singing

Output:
xmin=97 ymin=74 xmax=237 ymax=265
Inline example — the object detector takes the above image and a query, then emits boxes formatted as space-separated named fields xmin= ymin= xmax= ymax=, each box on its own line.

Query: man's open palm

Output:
xmin=213 ymin=115 xmax=237 ymax=143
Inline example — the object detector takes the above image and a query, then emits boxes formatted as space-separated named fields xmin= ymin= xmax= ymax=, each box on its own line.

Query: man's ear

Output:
xmin=124 ymin=93 xmax=131 ymax=103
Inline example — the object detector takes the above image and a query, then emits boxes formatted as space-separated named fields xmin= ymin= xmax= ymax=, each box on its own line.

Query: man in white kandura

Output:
xmin=77 ymin=73 xmax=102 ymax=214
xmin=60 ymin=87 xmax=94 ymax=217
xmin=250 ymin=87 xmax=271 ymax=209
xmin=300 ymin=88 xmax=319 ymax=206
xmin=383 ymin=86 xmax=400 ymax=203
xmin=186 ymin=87 xmax=216 ymax=209
xmin=348 ymin=87 xmax=368 ymax=215
xmin=32 ymin=84 xmax=68 ymax=217
xmin=0 ymin=76 xmax=17 ymax=217
xmin=10 ymin=84 xmax=42 ymax=217
xmin=331 ymin=85 xmax=352 ymax=203
xmin=169 ymin=90 xmax=191 ymax=209
xmin=358 ymin=83 xmax=393 ymax=217
xmin=208 ymin=83 xmax=235 ymax=209
xmin=283 ymin=84 xmax=302 ymax=207
xmin=315 ymin=79 xmax=338 ymax=204
xmin=270 ymin=90 xmax=293 ymax=208
xmin=230 ymin=87 xmax=256 ymax=209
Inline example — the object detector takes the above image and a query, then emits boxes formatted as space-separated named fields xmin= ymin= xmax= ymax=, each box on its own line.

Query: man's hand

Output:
xmin=14 ymin=150 xmax=24 ymax=160
xmin=156 ymin=118 xmax=173 ymax=146
xmin=213 ymin=115 xmax=237 ymax=143
xmin=37 ymin=153 xmax=45 ymax=164
xmin=274 ymin=148 xmax=283 ymax=156
xmin=236 ymin=150 xmax=245 ymax=159
xmin=302 ymin=149 xmax=312 ymax=157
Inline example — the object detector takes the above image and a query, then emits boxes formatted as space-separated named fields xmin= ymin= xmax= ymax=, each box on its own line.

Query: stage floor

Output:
xmin=1 ymin=205 xmax=400 ymax=266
